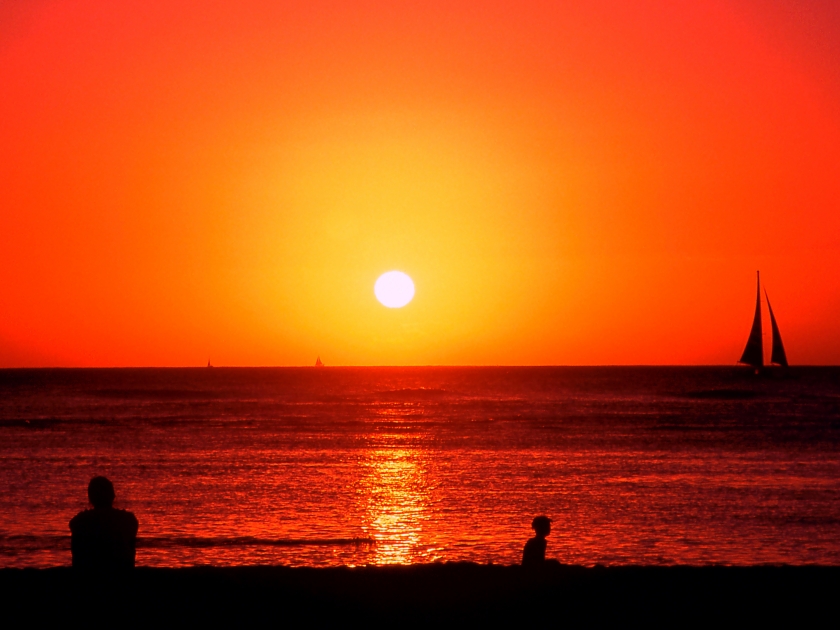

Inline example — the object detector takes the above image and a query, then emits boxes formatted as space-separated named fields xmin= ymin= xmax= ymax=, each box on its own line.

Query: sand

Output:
xmin=2 ymin=563 xmax=836 ymax=624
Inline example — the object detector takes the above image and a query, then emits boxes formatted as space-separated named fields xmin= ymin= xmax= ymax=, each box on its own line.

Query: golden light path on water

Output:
xmin=362 ymin=448 xmax=423 ymax=564
xmin=359 ymin=408 xmax=440 ymax=565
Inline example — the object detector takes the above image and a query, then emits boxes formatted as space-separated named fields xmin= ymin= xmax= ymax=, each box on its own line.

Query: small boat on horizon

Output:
xmin=315 ymin=356 xmax=324 ymax=367
xmin=207 ymin=360 xmax=213 ymax=368
xmin=739 ymin=271 xmax=788 ymax=370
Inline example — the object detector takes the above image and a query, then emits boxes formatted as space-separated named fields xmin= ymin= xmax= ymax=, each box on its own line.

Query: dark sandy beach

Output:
xmin=2 ymin=563 xmax=837 ymax=624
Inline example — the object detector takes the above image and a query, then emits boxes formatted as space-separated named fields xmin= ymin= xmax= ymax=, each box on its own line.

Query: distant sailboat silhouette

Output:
xmin=207 ymin=359 xmax=213 ymax=368
xmin=739 ymin=271 xmax=788 ymax=369
xmin=315 ymin=356 xmax=324 ymax=367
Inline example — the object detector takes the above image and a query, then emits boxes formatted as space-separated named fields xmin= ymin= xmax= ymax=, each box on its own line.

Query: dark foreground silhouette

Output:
xmin=69 ymin=477 xmax=138 ymax=570
xmin=1 ymin=564 xmax=836 ymax=624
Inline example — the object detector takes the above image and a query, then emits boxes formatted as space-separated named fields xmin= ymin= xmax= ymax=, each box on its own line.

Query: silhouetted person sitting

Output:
xmin=522 ymin=515 xmax=552 ymax=567
xmin=69 ymin=476 xmax=138 ymax=570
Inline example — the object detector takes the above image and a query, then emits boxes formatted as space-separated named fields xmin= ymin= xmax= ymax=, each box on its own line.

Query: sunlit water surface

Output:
xmin=1 ymin=367 xmax=838 ymax=567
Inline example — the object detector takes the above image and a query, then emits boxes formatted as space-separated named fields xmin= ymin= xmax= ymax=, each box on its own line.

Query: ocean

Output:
xmin=1 ymin=367 xmax=838 ymax=568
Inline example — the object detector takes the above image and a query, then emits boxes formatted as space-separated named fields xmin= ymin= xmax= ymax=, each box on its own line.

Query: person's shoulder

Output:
xmin=113 ymin=508 xmax=139 ymax=529
xmin=69 ymin=509 xmax=95 ymax=530
xmin=523 ymin=536 xmax=547 ymax=553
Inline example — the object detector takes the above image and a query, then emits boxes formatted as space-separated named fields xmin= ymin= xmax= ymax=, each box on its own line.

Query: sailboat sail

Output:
xmin=739 ymin=271 xmax=764 ymax=368
xmin=315 ymin=356 xmax=324 ymax=367
xmin=765 ymin=291 xmax=788 ymax=367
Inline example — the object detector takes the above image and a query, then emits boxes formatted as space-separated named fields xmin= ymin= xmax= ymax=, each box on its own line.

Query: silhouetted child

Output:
xmin=69 ymin=476 xmax=138 ymax=570
xmin=522 ymin=515 xmax=552 ymax=567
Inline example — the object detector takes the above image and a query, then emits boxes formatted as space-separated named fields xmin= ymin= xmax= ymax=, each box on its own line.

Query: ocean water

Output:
xmin=1 ymin=367 xmax=838 ymax=568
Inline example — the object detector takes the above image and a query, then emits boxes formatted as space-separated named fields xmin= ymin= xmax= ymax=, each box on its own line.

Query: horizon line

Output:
xmin=0 ymin=364 xmax=833 ymax=369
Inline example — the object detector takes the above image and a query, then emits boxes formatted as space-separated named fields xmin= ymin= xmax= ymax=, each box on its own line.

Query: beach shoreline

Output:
xmin=2 ymin=563 xmax=836 ymax=623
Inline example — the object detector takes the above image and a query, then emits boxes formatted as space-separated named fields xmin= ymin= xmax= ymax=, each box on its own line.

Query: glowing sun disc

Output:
xmin=375 ymin=271 xmax=415 ymax=308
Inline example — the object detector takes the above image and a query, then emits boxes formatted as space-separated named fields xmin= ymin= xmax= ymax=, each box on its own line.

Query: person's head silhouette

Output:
xmin=87 ymin=476 xmax=115 ymax=509
xmin=531 ymin=515 xmax=552 ymax=538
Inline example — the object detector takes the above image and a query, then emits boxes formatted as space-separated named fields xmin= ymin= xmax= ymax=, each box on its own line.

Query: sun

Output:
xmin=374 ymin=271 xmax=415 ymax=308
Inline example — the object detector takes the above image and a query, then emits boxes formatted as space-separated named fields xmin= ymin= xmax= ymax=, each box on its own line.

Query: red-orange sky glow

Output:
xmin=2 ymin=0 xmax=840 ymax=366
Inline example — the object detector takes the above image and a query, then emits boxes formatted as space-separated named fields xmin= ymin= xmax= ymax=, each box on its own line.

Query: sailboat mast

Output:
xmin=739 ymin=271 xmax=764 ymax=368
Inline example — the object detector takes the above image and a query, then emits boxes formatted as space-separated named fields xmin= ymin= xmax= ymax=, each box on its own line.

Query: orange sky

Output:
xmin=2 ymin=0 xmax=840 ymax=366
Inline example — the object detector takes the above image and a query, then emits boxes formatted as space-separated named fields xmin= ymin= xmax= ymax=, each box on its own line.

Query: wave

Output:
xmin=137 ymin=536 xmax=376 ymax=548
xmin=0 ymin=535 xmax=375 ymax=551
xmin=92 ymin=388 xmax=229 ymax=401
xmin=370 ymin=388 xmax=452 ymax=401
xmin=0 ymin=535 xmax=68 ymax=550
xmin=681 ymin=389 xmax=759 ymax=400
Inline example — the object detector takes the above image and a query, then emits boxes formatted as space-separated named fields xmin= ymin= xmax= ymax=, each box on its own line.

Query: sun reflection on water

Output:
xmin=359 ymin=438 xmax=431 ymax=565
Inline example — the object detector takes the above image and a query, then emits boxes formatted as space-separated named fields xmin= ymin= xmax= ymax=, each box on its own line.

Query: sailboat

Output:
xmin=315 ymin=356 xmax=324 ymax=367
xmin=739 ymin=271 xmax=788 ymax=369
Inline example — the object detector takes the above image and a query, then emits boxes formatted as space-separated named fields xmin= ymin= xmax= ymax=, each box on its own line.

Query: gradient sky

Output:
xmin=2 ymin=0 xmax=840 ymax=366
